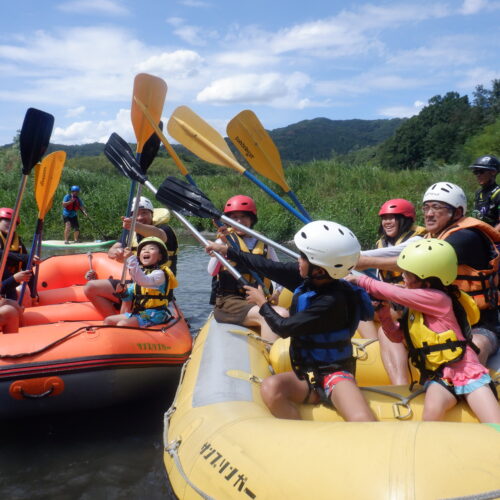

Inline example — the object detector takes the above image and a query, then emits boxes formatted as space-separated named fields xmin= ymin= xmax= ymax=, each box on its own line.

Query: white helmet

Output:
xmin=294 ymin=220 xmax=360 ymax=279
xmin=132 ymin=196 xmax=154 ymax=212
xmin=423 ymin=182 xmax=467 ymax=213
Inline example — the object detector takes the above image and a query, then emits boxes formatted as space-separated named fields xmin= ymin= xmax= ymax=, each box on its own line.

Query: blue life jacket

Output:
xmin=290 ymin=280 xmax=374 ymax=374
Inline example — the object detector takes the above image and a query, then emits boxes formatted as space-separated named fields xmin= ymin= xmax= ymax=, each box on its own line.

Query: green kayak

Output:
xmin=41 ymin=240 xmax=117 ymax=249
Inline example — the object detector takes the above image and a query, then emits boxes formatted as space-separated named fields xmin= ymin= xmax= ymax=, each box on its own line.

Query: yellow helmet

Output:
xmin=137 ymin=236 xmax=168 ymax=264
xmin=397 ymin=238 xmax=457 ymax=285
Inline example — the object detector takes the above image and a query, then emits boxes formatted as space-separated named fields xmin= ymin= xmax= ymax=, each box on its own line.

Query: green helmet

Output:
xmin=137 ymin=236 xmax=168 ymax=263
xmin=396 ymin=239 xmax=457 ymax=285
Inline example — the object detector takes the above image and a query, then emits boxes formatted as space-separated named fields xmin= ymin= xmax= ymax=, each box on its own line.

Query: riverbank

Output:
xmin=1 ymin=157 xmax=477 ymax=248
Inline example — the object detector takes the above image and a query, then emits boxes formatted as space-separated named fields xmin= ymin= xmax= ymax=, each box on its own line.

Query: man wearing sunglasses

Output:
xmin=470 ymin=155 xmax=500 ymax=231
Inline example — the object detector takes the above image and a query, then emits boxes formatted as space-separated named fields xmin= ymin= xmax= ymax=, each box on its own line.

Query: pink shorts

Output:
xmin=322 ymin=371 xmax=355 ymax=399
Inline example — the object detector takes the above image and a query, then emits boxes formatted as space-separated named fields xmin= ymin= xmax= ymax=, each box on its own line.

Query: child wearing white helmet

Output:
xmin=104 ymin=236 xmax=178 ymax=328
xmin=347 ymin=239 xmax=500 ymax=423
xmin=206 ymin=220 xmax=376 ymax=422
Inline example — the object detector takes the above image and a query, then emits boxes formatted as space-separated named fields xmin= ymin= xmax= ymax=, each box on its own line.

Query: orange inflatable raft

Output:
xmin=0 ymin=253 xmax=192 ymax=418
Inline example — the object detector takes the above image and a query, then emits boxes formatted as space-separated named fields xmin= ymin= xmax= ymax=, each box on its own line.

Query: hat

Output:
xmin=132 ymin=196 xmax=154 ymax=212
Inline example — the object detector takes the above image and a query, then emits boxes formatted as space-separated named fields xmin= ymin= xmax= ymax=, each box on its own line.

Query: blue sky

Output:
xmin=0 ymin=0 xmax=499 ymax=146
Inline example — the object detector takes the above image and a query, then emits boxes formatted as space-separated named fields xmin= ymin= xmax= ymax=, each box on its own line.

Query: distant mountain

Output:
xmin=2 ymin=117 xmax=405 ymax=163
xmin=269 ymin=117 xmax=405 ymax=162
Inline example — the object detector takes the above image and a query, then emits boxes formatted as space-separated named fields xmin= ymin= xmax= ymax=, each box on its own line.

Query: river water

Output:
xmin=0 ymin=240 xmax=214 ymax=500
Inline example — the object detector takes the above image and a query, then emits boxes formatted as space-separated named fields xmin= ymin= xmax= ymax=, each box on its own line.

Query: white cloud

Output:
xmin=456 ymin=66 xmax=500 ymax=89
xmin=136 ymin=50 xmax=204 ymax=78
xmin=66 ymin=105 xmax=86 ymax=117
xmin=178 ymin=0 xmax=210 ymax=7
xmin=460 ymin=0 xmax=488 ymax=14
xmin=379 ymin=100 xmax=425 ymax=118
xmin=166 ymin=17 xmax=218 ymax=46
xmin=58 ymin=0 xmax=129 ymax=15
xmin=387 ymin=36 xmax=479 ymax=68
xmin=197 ymin=72 xmax=311 ymax=107
xmin=52 ymin=108 xmax=133 ymax=144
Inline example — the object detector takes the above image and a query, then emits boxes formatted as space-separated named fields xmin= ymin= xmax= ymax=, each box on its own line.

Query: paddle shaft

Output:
xmin=143 ymin=180 xmax=249 ymax=286
xmin=173 ymin=116 xmax=310 ymax=224
xmin=0 ymin=176 xmax=29 ymax=283
xmin=120 ymin=183 xmax=144 ymax=285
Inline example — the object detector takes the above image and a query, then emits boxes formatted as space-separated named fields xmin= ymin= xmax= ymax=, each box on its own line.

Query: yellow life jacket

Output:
xmin=0 ymin=231 xmax=25 ymax=272
xmin=217 ymin=232 xmax=272 ymax=296
xmin=429 ymin=217 xmax=500 ymax=310
xmin=132 ymin=263 xmax=178 ymax=313
xmin=376 ymin=225 xmax=426 ymax=283
xmin=403 ymin=291 xmax=479 ymax=378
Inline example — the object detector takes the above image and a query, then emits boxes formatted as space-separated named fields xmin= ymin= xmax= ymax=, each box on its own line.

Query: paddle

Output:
xmin=227 ymin=110 xmax=312 ymax=220
xmin=19 ymin=150 xmax=66 ymax=304
xmin=104 ymin=133 xmax=251 ymax=287
xmin=133 ymin=96 xmax=197 ymax=187
xmin=167 ymin=106 xmax=310 ymax=224
xmin=0 ymin=108 xmax=54 ymax=283
xmin=121 ymin=73 xmax=167 ymax=245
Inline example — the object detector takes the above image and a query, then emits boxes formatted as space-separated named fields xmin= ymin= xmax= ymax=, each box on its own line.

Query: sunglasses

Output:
xmin=472 ymin=169 xmax=493 ymax=175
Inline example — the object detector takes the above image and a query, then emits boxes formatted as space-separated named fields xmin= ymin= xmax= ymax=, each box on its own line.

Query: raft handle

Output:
xmin=165 ymin=437 xmax=216 ymax=500
xmin=19 ymin=386 xmax=55 ymax=399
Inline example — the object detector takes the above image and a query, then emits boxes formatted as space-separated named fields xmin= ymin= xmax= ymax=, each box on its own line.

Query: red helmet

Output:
xmin=224 ymin=195 xmax=257 ymax=220
xmin=378 ymin=199 xmax=415 ymax=220
xmin=0 ymin=208 xmax=20 ymax=225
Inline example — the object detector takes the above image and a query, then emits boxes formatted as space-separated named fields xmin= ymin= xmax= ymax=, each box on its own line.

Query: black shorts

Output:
xmin=63 ymin=216 xmax=79 ymax=230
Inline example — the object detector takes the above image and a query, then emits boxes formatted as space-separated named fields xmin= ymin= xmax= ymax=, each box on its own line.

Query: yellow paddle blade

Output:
xmin=131 ymin=73 xmax=167 ymax=154
xmin=133 ymin=96 xmax=189 ymax=176
xmin=167 ymin=106 xmax=244 ymax=173
xmin=227 ymin=110 xmax=290 ymax=192
xmin=34 ymin=150 xmax=66 ymax=218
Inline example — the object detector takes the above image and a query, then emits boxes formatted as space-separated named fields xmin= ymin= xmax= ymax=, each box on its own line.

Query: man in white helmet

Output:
xmin=84 ymin=196 xmax=178 ymax=317
xmin=421 ymin=181 xmax=500 ymax=364
xmin=206 ymin=220 xmax=376 ymax=422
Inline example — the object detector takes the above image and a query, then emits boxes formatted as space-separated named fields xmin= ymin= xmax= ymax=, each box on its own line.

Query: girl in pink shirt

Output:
xmin=347 ymin=239 xmax=500 ymax=423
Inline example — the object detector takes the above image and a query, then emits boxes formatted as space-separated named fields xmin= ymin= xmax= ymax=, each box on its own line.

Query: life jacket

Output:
xmin=401 ymin=291 xmax=479 ymax=384
xmin=430 ymin=217 xmax=500 ymax=310
xmin=289 ymin=281 xmax=374 ymax=378
xmin=376 ymin=225 xmax=426 ymax=284
xmin=472 ymin=183 xmax=500 ymax=227
xmin=0 ymin=231 xmax=26 ymax=272
xmin=65 ymin=196 xmax=81 ymax=212
xmin=216 ymin=233 xmax=272 ymax=296
xmin=131 ymin=263 xmax=178 ymax=314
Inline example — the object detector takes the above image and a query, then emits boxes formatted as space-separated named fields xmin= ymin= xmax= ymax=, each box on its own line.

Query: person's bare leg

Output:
xmin=465 ymin=385 xmax=500 ymax=423
xmin=74 ymin=229 xmax=80 ymax=243
xmin=64 ymin=221 xmax=71 ymax=243
xmin=84 ymin=280 xmax=120 ymax=317
xmin=330 ymin=379 xmax=377 ymax=422
xmin=260 ymin=372 xmax=310 ymax=419
xmin=422 ymin=383 xmax=457 ymax=421
xmin=244 ymin=305 xmax=288 ymax=343
xmin=0 ymin=303 xmax=21 ymax=333
xmin=378 ymin=326 xmax=409 ymax=385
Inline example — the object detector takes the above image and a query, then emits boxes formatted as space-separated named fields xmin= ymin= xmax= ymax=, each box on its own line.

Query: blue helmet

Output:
xmin=70 ymin=185 xmax=80 ymax=192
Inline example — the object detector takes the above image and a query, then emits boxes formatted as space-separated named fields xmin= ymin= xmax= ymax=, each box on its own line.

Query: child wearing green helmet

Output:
xmin=347 ymin=239 xmax=500 ymax=423
xmin=104 ymin=236 xmax=178 ymax=328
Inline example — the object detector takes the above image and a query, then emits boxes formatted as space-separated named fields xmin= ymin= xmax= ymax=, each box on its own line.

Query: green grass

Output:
xmin=0 ymin=154 xmax=478 ymax=249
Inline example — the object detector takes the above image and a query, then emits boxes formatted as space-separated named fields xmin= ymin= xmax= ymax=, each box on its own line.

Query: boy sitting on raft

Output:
xmin=206 ymin=220 xmax=376 ymax=422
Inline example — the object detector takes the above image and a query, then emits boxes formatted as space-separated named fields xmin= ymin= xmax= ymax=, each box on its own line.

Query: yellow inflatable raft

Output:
xmin=163 ymin=317 xmax=500 ymax=500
